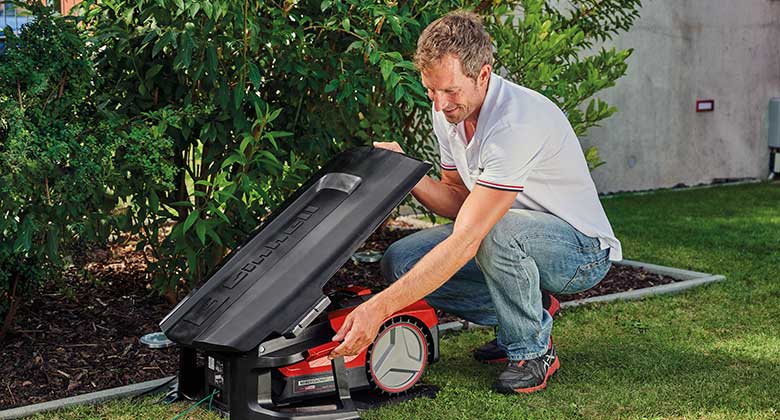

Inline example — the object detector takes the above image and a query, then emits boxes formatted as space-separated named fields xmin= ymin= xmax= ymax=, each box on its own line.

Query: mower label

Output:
xmin=294 ymin=374 xmax=334 ymax=393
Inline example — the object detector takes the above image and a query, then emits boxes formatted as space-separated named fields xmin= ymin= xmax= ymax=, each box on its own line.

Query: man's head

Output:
xmin=414 ymin=11 xmax=494 ymax=124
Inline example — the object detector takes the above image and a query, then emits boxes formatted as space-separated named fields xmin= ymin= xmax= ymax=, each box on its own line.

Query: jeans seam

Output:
xmin=559 ymin=253 xmax=610 ymax=294
xmin=513 ymin=233 xmax=600 ymax=253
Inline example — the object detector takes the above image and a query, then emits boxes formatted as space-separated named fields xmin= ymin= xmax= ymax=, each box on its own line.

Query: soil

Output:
xmin=0 ymin=225 xmax=677 ymax=410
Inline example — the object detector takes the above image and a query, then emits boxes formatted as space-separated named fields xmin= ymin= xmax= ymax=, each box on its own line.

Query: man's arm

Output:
xmin=329 ymin=184 xmax=518 ymax=358
xmin=373 ymin=142 xmax=469 ymax=219
xmin=410 ymin=170 xmax=469 ymax=219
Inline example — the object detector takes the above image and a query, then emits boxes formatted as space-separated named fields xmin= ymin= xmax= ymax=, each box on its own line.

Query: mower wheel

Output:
xmin=365 ymin=316 xmax=430 ymax=395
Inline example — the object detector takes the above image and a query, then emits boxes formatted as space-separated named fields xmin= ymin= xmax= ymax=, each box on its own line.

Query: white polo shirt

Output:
xmin=433 ymin=73 xmax=622 ymax=261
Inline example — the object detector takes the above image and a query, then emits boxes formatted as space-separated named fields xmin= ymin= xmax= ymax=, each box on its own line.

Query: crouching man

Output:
xmin=329 ymin=10 xmax=621 ymax=394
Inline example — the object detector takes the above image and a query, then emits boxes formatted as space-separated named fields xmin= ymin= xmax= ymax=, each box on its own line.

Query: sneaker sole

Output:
xmin=512 ymin=356 xmax=560 ymax=394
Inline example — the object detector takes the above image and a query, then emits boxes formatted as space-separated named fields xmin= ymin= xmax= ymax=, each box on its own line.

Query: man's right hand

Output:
xmin=373 ymin=141 xmax=405 ymax=154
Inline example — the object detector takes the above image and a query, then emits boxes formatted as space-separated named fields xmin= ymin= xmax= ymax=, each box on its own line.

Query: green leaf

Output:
xmin=175 ymin=32 xmax=194 ymax=69
xmin=149 ymin=190 xmax=160 ymax=213
xmin=394 ymin=84 xmax=405 ymax=103
xmin=248 ymin=62 xmax=262 ymax=86
xmin=221 ymin=153 xmax=246 ymax=169
xmin=369 ymin=50 xmax=380 ymax=65
xmin=196 ymin=220 xmax=207 ymax=245
xmin=206 ymin=228 xmax=223 ymax=247
xmin=170 ymin=201 xmax=195 ymax=208
xmin=386 ymin=51 xmax=403 ymax=61
xmin=388 ymin=71 xmax=401 ymax=89
xmin=210 ymin=205 xmax=230 ymax=223
xmin=188 ymin=2 xmax=200 ymax=18
xmin=321 ymin=0 xmax=332 ymax=12
xmin=13 ymin=220 xmax=32 ymax=253
xmin=267 ymin=131 xmax=293 ymax=138
xmin=380 ymin=60 xmax=394 ymax=81
xmin=267 ymin=107 xmax=283 ymax=123
xmin=324 ymin=79 xmax=340 ymax=93
xmin=239 ymin=135 xmax=253 ymax=154
xmin=345 ymin=40 xmax=363 ymax=53
xmin=183 ymin=209 xmax=200 ymax=233
xmin=184 ymin=248 xmax=198 ymax=278
xmin=152 ymin=31 xmax=176 ymax=57
xmin=145 ymin=64 xmax=163 ymax=80
xmin=341 ymin=18 xmax=350 ymax=32
xmin=206 ymin=46 xmax=218 ymax=73
xmin=234 ymin=86 xmax=246 ymax=110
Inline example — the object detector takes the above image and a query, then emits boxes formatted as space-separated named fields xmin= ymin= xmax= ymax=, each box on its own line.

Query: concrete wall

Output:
xmin=581 ymin=0 xmax=780 ymax=193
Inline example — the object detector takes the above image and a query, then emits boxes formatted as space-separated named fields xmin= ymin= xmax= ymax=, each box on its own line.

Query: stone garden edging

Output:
xmin=0 ymin=377 xmax=174 ymax=420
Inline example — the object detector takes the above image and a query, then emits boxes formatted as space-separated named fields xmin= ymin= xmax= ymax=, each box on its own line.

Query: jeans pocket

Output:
xmin=559 ymin=253 xmax=611 ymax=295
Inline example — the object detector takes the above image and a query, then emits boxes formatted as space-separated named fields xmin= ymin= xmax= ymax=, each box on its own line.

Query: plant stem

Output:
xmin=0 ymin=271 xmax=21 ymax=344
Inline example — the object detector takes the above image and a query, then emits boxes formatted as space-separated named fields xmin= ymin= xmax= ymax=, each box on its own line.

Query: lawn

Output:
xmin=28 ymin=182 xmax=780 ymax=420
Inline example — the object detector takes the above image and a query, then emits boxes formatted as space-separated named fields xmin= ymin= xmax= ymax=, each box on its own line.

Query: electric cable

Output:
xmin=168 ymin=389 xmax=217 ymax=420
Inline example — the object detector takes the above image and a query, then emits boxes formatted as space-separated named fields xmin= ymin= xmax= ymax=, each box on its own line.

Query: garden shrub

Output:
xmin=0 ymin=2 xmax=118 ymax=340
xmin=77 ymin=0 xmax=640 ymax=296
xmin=0 ymin=2 xmax=178 ymax=339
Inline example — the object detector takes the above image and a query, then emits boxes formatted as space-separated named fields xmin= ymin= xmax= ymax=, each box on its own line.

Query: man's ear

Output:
xmin=479 ymin=64 xmax=492 ymax=87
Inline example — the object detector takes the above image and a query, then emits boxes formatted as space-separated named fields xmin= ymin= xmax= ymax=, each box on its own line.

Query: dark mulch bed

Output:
xmin=326 ymin=227 xmax=676 ymax=304
xmin=1 ymin=225 xmax=677 ymax=410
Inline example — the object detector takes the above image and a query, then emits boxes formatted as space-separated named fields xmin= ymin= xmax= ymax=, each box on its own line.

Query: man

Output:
xmin=328 ymin=11 xmax=621 ymax=394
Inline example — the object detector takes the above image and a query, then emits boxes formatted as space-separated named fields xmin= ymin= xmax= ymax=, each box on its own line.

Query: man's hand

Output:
xmin=328 ymin=301 xmax=386 ymax=359
xmin=373 ymin=141 xmax=405 ymax=154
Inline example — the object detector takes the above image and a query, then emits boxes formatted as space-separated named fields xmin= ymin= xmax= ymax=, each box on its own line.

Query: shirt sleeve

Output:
xmin=432 ymin=109 xmax=457 ymax=171
xmin=476 ymin=123 xmax=548 ymax=192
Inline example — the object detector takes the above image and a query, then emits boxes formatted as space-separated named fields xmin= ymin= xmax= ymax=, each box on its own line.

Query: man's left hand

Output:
xmin=328 ymin=301 xmax=386 ymax=359
xmin=373 ymin=141 xmax=405 ymax=154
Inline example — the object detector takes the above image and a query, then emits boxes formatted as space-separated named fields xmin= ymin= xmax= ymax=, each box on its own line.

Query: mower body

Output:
xmin=160 ymin=148 xmax=436 ymax=419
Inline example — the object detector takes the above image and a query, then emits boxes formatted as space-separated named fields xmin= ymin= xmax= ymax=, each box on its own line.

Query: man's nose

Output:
xmin=432 ymin=92 xmax=448 ymax=112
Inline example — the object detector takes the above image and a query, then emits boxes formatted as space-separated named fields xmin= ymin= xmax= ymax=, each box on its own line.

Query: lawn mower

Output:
xmin=159 ymin=147 xmax=438 ymax=419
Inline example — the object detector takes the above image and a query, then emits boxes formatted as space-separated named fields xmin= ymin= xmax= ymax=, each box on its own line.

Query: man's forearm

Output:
xmin=411 ymin=175 xmax=468 ymax=219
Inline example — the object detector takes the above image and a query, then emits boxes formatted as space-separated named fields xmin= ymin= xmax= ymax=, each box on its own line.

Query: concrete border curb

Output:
xmin=0 ymin=377 xmax=174 ymax=420
xmin=1 ymin=260 xmax=724 ymax=418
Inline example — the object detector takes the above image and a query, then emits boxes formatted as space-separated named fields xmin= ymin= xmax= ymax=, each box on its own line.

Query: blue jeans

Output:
xmin=381 ymin=209 xmax=611 ymax=361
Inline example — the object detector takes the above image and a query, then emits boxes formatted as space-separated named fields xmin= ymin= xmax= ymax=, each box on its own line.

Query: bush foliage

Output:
xmin=77 ymin=0 xmax=640 ymax=296
xmin=0 ymin=0 xmax=640 ymax=310
xmin=0 ymin=2 xmax=182 ymax=338
xmin=0 ymin=2 xmax=116 ymax=339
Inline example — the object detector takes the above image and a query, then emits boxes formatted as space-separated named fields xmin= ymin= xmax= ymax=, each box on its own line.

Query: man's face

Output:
xmin=421 ymin=55 xmax=490 ymax=124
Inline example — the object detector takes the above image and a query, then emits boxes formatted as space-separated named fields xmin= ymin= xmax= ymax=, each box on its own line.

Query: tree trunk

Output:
xmin=0 ymin=272 xmax=21 ymax=343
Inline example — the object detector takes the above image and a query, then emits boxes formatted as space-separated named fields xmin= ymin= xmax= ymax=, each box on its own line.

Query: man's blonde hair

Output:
xmin=413 ymin=10 xmax=494 ymax=80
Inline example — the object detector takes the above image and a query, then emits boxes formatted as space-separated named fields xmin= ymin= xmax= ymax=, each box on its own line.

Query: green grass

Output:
xmin=30 ymin=182 xmax=780 ymax=420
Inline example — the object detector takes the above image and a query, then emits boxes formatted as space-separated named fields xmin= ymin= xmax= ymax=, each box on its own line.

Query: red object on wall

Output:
xmin=696 ymin=99 xmax=715 ymax=112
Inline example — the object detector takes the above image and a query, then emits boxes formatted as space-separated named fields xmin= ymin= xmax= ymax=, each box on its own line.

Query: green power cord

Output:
xmin=169 ymin=389 xmax=218 ymax=420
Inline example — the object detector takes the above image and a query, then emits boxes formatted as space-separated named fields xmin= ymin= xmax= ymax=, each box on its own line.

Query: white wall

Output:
xmin=582 ymin=0 xmax=780 ymax=193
